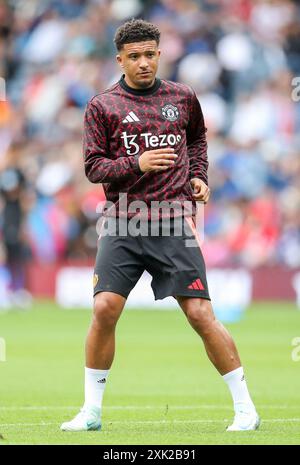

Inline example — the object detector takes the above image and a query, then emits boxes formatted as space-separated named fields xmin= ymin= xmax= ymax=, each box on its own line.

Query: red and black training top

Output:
xmin=83 ymin=75 xmax=208 ymax=216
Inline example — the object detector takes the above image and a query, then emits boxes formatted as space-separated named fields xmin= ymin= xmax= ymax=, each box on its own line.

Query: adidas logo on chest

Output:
xmin=122 ymin=111 xmax=140 ymax=123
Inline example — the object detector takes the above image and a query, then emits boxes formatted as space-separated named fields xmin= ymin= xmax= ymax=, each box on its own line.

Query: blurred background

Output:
xmin=0 ymin=0 xmax=300 ymax=311
xmin=1 ymin=2 xmax=300 ymax=446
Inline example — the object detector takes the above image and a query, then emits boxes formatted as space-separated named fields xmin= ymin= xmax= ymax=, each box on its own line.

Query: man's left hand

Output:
xmin=190 ymin=178 xmax=210 ymax=203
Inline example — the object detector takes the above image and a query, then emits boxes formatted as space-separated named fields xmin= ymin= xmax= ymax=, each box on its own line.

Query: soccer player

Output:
xmin=61 ymin=19 xmax=260 ymax=432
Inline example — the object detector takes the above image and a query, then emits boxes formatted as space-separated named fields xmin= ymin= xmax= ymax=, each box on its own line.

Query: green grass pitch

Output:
xmin=0 ymin=301 xmax=299 ymax=445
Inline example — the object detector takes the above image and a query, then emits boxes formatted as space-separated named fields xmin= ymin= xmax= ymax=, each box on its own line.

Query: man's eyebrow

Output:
xmin=127 ymin=49 xmax=156 ymax=54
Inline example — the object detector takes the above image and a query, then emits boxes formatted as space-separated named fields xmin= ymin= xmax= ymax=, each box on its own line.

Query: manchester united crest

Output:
xmin=161 ymin=104 xmax=179 ymax=122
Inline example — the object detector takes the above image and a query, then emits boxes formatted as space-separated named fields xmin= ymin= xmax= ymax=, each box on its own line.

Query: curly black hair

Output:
xmin=114 ymin=19 xmax=160 ymax=51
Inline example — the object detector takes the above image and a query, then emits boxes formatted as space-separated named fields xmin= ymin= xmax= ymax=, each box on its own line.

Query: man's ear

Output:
xmin=116 ymin=54 xmax=124 ymax=68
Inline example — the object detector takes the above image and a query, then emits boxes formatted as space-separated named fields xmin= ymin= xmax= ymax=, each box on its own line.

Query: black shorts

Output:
xmin=93 ymin=217 xmax=210 ymax=301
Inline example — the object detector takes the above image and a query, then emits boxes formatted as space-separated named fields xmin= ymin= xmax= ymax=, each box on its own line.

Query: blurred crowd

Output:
xmin=0 ymin=0 xmax=300 ymax=288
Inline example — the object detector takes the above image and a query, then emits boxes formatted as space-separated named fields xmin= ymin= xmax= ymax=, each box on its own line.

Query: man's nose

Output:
xmin=139 ymin=57 xmax=149 ymax=69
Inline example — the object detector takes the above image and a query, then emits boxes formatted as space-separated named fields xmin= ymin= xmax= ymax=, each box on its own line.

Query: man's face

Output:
xmin=117 ymin=40 xmax=160 ymax=89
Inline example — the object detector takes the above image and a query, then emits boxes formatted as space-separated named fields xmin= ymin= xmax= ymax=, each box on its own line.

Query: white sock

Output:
xmin=222 ymin=366 xmax=256 ymax=412
xmin=83 ymin=367 xmax=109 ymax=410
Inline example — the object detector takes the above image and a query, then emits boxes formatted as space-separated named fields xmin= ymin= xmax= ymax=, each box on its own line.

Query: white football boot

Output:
xmin=227 ymin=405 xmax=260 ymax=432
xmin=60 ymin=405 xmax=101 ymax=432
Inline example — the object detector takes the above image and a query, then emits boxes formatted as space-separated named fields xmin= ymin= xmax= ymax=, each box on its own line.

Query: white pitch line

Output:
xmin=0 ymin=405 xmax=297 ymax=411
xmin=1 ymin=405 xmax=226 ymax=411
xmin=0 ymin=422 xmax=57 ymax=427
xmin=1 ymin=419 xmax=300 ymax=427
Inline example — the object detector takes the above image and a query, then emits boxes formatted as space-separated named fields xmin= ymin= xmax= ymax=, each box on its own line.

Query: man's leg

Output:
xmin=177 ymin=296 xmax=260 ymax=431
xmin=61 ymin=292 xmax=125 ymax=431
xmin=177 ymin=296 xmax=240 ymax=374
xmin=86 ymin=292 xmax=126 ymax=369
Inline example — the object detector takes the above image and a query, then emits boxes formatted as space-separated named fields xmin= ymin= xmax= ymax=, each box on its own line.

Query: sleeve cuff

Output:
xmin=189 ymin=173 xmax=208 ymax=185
xmin=133 ymin=154 xmax=143 ymax=174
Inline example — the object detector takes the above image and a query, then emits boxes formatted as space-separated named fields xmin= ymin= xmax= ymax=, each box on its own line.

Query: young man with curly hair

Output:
xmin=61 ymin=19 xmax=260 ymax=433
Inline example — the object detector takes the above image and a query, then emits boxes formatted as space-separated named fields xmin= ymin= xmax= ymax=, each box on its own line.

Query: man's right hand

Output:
xmin=138 ymin=148 xmax=178 ymax=173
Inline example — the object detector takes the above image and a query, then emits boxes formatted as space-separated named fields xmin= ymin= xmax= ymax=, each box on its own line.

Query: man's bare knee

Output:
xmin=92 ymin=293 xmax=124 ymax=329
xmin=183 ymin=299 xmax=216 ymax=335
